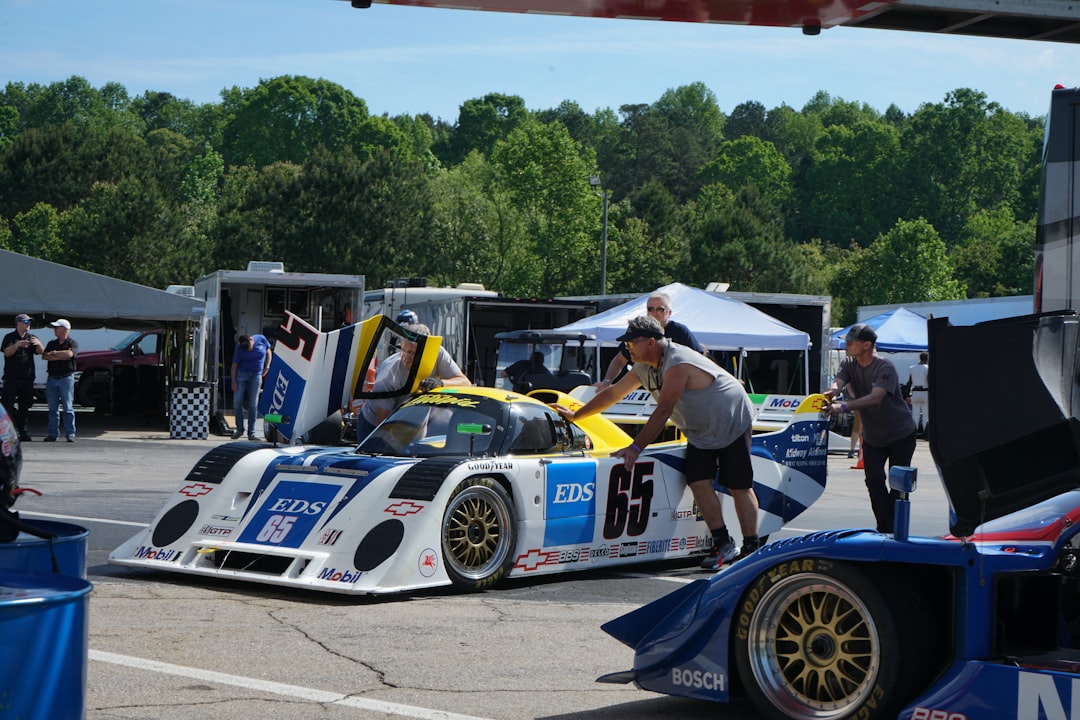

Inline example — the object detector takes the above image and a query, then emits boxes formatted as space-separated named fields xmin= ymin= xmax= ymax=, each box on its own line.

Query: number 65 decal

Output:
xmin=276 ymin=314 xmax=319 ymax=362
xmin=256 ymin=514 xmax=296 ymax=544
xmin=602 ymin=462 xmax=655 ymax=539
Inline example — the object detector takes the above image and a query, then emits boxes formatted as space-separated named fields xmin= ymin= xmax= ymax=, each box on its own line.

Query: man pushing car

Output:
xmin=552 ymin=315 xmax=759 ymax=571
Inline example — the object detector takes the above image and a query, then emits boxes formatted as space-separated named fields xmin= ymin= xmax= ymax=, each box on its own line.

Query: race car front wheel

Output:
xmin=734 ymin=560 xmax=936 ymax=720
xmin=441 ymin=477 xmax=516 ymax=591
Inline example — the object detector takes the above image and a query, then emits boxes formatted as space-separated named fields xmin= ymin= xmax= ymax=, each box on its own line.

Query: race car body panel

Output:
xmin=599 ymin=310 xmax=1080 ymax=720
xmin=111 ymin=373 xmax=830 ymax=594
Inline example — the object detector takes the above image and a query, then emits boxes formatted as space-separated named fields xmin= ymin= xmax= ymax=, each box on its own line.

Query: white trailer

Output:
xmin=193 ymin=262 xmax=364 ymax=429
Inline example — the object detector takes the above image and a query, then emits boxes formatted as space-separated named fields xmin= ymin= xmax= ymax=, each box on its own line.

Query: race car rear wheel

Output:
xmin=734 ymin=560 xmax=934 ymax=720
xmin=441 ymin=477 xmax=516 ymax=591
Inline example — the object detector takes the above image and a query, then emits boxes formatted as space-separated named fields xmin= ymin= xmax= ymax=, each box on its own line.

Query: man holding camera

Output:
xmin=2 ymin=314 xmax=44 ymax=441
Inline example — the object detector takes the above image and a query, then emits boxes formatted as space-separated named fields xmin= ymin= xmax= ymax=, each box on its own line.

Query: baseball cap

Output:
xmin=49 ymin=319 xmax=71 ymax=330
xmin=15 ymin=314 xmax=30 ymax=324
xmin=845 ymin=323 xmax=877 ymax=343
xmin=616 ymin=324 xmax=665 ymax=343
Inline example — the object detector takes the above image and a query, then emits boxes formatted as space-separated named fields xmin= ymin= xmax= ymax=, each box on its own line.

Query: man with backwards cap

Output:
xmin=1 ymin=314 xmax=44 ymax=441
xmin=825 ymin=323 xmax=916 ymax=533
xmin=553 ymin=315 xmax=758 ymax=571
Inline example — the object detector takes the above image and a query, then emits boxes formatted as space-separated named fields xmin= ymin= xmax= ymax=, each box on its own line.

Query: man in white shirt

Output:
xmin=906 ymin=352 xmax=929 ymax=437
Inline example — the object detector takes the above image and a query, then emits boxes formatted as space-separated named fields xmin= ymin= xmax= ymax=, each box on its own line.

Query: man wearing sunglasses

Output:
xmin=1 ymin=314 xmax=44 ymax=441
xmin=555 ymin=315 xmax=757 ymax=571
xmin=595 ymin=291 xmax=703 ymax=387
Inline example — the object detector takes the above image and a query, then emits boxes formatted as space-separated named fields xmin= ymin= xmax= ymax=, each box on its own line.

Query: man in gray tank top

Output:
xmin=553 ymin=315 xmax=758 ymax=571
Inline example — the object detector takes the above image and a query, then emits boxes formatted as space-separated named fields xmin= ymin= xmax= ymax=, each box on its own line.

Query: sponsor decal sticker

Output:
xmin=319 ymin=529 xmax=343 ymax=546
xmin=317 ymin=567 xmax=362 ymax=584
xmin=418 ymin=548 xmax=438 ymax=577
xmin=514 ymin=548 xmax=559 ymax=572
xmin=198 ymin=525 xmax=233 ymax=537
xmin=671 ymin=667 xmax=725 ymax=691
xmin=911 ymin=710 xmax=967 ymax=720
xmin=134 ymin=546 xmax=180 ymax=562
xmin=179 ymin=483 xmax=214 ymax=497
xmin=385 ymin=501 xmax=424 ymax=516
xmin=466 ymin=460 xmax=515 ymax=472
xmin=237 ymin=480 xmax=339 ymax=548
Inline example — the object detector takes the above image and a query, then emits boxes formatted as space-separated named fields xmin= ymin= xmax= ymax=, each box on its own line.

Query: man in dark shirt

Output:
xmin=1 ymin=313 xmax=44 ymax=441
xmin=42 ymin=319 xmax=78 ymax=443
xmin=825 ymin=323 xmax=916 ymax=532
xmin=596 ymin=291 xmax=703 ymax=387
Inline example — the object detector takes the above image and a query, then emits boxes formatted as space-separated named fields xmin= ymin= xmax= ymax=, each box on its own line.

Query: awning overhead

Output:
xmin=0 ymin=250 xmax=204 ymax=329
xmin=831 ymin=308 xmax=928 ymax=352
xmin=557 ymin=282 xmax=810 ymax=351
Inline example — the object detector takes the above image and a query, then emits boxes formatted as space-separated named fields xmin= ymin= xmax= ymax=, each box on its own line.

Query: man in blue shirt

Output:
xmin=230 ymin=334 xmax=273 ymax=440
xmin=596 ymin=291 xmax=703 ymax=387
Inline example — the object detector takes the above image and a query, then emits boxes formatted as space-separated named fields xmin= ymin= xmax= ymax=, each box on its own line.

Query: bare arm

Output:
xmin=595 ymin=352 xmax=629 ymax=387
xmin=555 ymin=370 xmax=641 ymax=422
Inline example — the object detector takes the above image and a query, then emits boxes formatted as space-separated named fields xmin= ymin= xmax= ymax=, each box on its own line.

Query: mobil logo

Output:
xmin=237 ymin=480 xmax=339 ymax=549
xmin=766 ymin=396 xmax=802 ymax=409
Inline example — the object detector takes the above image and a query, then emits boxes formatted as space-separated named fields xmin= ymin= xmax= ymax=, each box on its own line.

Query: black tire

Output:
xmin=76 ymin=379 xmax=97 ymax=408
xmin=733 ymin=559 xmax=936 ymax=720
xmin=441 ymin=477 xmax=516 ymax=591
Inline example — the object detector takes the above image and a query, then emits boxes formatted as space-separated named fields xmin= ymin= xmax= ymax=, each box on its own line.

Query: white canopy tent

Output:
xmin=556 ymin=283 xmax=812 ymax=391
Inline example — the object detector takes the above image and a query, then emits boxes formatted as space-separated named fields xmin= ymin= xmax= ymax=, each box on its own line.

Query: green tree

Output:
xmin=951 ymin=207 xmax=1034 ymax=297
xmin=11 ymin=202 xmax=65 ymax=261
xmin=699 ymin=136 xmax=792 ymax=210
xmin=220 ymin=76 xmax=369 ymax=167
xmin=799 ymin=119 xmax=902 ymax=248
xmin=439 ymin=93 xmax=529 ymax=166
xmin=490 ymin=118 xmax=597 ymax=295
xmin=840 ymin=218 xmax=964 ymax=309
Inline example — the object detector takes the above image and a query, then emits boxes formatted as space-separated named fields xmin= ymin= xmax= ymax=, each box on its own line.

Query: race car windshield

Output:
xmin=356 ymin=395 xmax=501 ymax=457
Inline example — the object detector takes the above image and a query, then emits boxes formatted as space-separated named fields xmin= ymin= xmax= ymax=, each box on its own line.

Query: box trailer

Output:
xmin=364 ymin=294 xmax=598 ymax=387
xmin=193 ymin=262 xmax=364 ymax=429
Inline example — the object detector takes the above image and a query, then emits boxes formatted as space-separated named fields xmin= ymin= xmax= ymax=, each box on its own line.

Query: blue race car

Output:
xmin=599 ymin=311 xmax=1080 ymax=720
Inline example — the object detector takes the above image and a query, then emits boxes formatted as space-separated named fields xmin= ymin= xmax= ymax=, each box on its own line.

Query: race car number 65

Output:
xmin=256 ymin=514 xmax=296 ymax=544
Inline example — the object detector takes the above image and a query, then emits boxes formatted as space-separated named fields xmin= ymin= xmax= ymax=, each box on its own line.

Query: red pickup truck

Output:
xmin=75 ymin=330 xmax=164 ymax=407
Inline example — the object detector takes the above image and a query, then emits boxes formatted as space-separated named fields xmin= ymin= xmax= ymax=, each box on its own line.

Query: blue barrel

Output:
xmin=0 ymin=520 xmax=88 ymax=579
xmin=0 ymin=571 xmax=92 ymax=719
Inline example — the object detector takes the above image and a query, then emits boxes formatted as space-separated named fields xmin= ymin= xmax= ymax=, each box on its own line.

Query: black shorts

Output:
xmin=684 ymin=429 xmax=753 ymax=490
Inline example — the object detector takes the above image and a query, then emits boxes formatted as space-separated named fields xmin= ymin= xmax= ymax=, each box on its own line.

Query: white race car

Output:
xmin=110 ymin=315 xmax=830 ymax=595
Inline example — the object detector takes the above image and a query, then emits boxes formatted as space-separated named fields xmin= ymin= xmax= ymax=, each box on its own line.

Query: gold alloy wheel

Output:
xmin=745 ymin=573 xmax=879 ymax=719
xmin=442 ymin=478 xmax=514 ymax=585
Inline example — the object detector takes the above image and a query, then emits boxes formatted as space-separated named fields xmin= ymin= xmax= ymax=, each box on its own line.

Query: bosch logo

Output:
xmin=671 ymin=667 xmax=725 ymax=691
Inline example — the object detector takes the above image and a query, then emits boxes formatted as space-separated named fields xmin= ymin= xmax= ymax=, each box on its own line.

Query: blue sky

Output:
xmin=3 ymin=0 xmax=1079 ymax=122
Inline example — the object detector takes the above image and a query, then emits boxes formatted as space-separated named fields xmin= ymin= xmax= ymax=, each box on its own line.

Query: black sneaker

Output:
xmin=43 ymin=436 xmax=57 ymax=443
xmin=18 ymin=434 xmax=31 ymax=442
xmin=231 ymin=429 xmax=244 ymax=439
xmin=740 ymin=538 xmax=762 ymax=559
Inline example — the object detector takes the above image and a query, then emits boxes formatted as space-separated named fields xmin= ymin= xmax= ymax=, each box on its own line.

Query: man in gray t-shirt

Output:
xmin=825 ymin=323 xmax=917 ymax=533
xmin=554 ymin=315 xmax=758 ymax=572
xmin=356 ymin=324 xmax=471 ymax=439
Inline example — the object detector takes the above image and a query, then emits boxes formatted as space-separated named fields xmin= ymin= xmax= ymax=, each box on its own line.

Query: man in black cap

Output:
xmin=552 ymin=315 xmax=758 ymax=571
xmin=825 ymin=323 xmax=916 ymax=533
xmin=1 ymin=314 xmax=44 ymax=441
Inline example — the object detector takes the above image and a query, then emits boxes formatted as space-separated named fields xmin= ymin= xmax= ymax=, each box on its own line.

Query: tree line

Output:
xmin=0 ymin=75 xmax=1042 ymax=323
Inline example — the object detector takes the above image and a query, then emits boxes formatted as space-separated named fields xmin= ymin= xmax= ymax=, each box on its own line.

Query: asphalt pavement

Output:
xmin=10 ymin=409 xmax=947 ymax=720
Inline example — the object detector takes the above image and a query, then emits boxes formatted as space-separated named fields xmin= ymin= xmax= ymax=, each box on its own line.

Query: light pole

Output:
xmin=590 ymin=175 xmax=610 ymax=295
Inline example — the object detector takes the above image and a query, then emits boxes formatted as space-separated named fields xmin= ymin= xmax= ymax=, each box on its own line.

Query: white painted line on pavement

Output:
xmin=24 ymin=511 xmax=145 ymax=528
xmin=90 ymin=650 xmax=493 ymax=720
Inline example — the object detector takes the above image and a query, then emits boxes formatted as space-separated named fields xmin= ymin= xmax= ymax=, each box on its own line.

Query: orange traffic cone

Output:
xmin=850 ymin=446 xmax=864 ymax=470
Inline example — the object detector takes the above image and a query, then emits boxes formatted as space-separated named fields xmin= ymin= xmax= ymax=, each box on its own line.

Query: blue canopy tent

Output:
xmin=831 ymin=308 xmax=928 ymax=352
